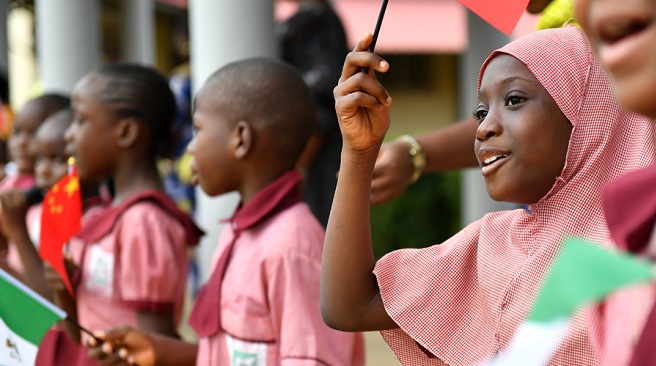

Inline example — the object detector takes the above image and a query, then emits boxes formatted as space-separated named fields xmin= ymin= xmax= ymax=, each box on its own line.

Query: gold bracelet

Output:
xmin=398 ymin=134 xmax=426 ymax=184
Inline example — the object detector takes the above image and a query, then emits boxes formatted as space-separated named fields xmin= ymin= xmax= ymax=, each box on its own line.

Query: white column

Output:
xmin=459 ymin=12 xmax=516 ymax=225
xmin=35 ymin=0 xmax=100 ymax=94
xmin=7 ymin=6 xmax=36 ymax=110
xmin=189 ymin=0 xmax=276 ymax=283
xmin=122 ymin=0 xmax=154 ymax=65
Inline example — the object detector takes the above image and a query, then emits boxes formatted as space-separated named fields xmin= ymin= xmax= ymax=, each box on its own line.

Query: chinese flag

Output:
xmin=39 ymin=169 xmax=82 ymax=296
xmin=457 ymin=0 xmax=530 ymax=35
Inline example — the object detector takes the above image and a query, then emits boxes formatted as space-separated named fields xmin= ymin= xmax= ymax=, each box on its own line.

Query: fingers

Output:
xmin=339 ymin=33 xmax=390 ymax=83
xmin=87 ymin=329 xmax=135 ymax=366
xmin=334 ymin=72 xmax=391 ymax=114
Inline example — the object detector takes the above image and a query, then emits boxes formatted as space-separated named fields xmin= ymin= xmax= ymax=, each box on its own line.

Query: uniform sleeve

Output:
xmin=267 ymin=251 xmax=363 ymax=366
xmin=115 ymin=203 xmax=189 ymax=313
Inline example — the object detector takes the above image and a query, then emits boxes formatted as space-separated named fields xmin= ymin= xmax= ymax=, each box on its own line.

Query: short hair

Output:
xmin=208 ymin=57 xmax=316 ymax=167
xmin=96 ymin=62 xmax=177 ymax=158
xmin=25 ymin=93 xmax=70 ymax=120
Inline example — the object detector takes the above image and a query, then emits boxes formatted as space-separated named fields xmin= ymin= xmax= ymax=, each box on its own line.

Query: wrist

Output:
xmin=397 ymin=134 xmax=425 ymax=184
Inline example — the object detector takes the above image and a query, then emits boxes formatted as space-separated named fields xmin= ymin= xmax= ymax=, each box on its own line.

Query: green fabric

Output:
xmin=530 ymin=237 xmax=654 ymax=322
xmin=0 ymin=269 xmax=65 ymax=345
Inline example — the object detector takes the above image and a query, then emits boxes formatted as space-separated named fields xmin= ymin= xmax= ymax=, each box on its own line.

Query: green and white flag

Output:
xmin=0 ymin=268 xmax=66 ymax=366
xmin=488 ymin=237 xmax=655 ymax=366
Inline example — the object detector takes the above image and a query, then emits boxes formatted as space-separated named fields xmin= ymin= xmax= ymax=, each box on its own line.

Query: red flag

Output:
xmin=457 ymin=0 xmax=530 ymax=35
xmin=39 ymin=168 xmax=82 ymax=295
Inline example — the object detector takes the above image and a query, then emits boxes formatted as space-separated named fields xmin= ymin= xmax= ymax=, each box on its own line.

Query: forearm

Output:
xmin=55 ymin=290 xmax=81 ymax=343
xmin=11 ymin=231 xmax=51 ymax=299
xmin=322 ymin=147 xmax=395 ymax=331
xmin=417 ymin=116 xmax=479 ymax=173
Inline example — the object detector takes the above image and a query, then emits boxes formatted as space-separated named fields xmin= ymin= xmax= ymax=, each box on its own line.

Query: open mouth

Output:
xmin=598 ymin=17 xmax=651 ymax=44
xmin=482 ymin=154 xmax=508 ymax=167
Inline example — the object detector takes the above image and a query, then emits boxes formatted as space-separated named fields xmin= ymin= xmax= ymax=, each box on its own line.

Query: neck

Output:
xmin=239 ymin=165 xmax=294 ymax=205
xmin=111 ymin=156 xmax=164 ymax=204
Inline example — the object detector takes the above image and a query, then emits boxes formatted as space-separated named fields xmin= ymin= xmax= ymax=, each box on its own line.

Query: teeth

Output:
xmin=484 ymin=155 xmax=506 ymax=165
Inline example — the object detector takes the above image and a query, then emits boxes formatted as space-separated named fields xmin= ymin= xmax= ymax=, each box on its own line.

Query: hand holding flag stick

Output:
xmin=0 ymin=268 xmax=100 ymax=366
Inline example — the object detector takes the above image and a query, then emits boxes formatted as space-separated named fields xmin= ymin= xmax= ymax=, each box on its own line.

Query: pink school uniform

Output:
xmin=586 ymin=166 xmax=656 ymax=365
xmin=189 ymin=169 xmax=365 ymax=366
xmin=69 ymin=191 xmax=203 ymax=342
xmin=371 ymin=28 xmax=656 ymax=366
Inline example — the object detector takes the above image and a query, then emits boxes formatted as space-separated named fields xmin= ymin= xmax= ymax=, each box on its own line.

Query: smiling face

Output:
xmin=575 ymin=0 xmax=656 ymax=118
xmin=474 ymin=54 xmax=572 ymax=204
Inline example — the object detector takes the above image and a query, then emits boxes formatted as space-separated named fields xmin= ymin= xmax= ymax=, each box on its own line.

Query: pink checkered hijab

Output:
xmin=373 ymin=26 xmax=656 ymax=366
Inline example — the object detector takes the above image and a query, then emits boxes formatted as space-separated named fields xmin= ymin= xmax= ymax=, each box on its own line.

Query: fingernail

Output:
xmin=379 ymin=60 xmax=388 ymax=69
xmin=102 ymin=342 xmax=112 ymax=353
xmin=119 ymin=348 xmax=129 ymax=359
xmin=385 ymin=96 xmax=392 ymax=105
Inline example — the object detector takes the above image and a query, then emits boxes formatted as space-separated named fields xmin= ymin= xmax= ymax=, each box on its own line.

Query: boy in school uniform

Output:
xmin=89 ymin=57 xmax=364 ymax=366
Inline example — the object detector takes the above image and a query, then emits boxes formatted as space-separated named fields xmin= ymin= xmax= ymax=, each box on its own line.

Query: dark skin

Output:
xmin=370 ymin=0 xmax=556 ymax=205
xmin=88 ymin=74 xmax=295 ymax=366
xmin=56 ymin=74 xmax=178 ymax=348
xmin=322 ymin=32 xmax=571 ymax=333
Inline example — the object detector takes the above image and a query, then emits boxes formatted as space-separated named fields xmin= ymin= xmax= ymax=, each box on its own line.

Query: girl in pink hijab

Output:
xmin=322 ymin=26 xmax=656 ymax=366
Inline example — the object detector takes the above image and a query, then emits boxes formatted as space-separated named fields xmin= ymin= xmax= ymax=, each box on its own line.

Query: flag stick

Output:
xmin=369 ymin=0 xmax=388 ymax=53
xmin=65 ymin=316 xmax=103 ymax=344
xmin=362 ymin=0 xmax=389 ymax=74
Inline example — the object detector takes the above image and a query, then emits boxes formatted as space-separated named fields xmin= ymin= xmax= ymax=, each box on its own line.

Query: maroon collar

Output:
xmin=76 ymin=190 xmax=204 ymax=246
xmin=603 ymin=164 xmax=656 ymax=254
xmin=188 ymin=169 xmax=302 ymax=338
xmin=225 ymin=169 xmax=303 ymax=234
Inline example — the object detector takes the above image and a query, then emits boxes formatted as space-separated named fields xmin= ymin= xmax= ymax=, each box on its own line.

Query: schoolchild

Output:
xmin=322 ymin=27 xmax=656 ymax=365
xmin=88 ymin=58 xmax=364 ymax=366
xmin=59 ymin=63 xmax=203 ymax=355
xmin=575 ymin=1 xmax=656 ymax=364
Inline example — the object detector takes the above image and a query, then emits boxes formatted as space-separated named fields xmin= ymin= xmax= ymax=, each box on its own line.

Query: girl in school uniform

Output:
xmin=55 ymin=63 xmax=202 ymax=364
xmin=322 ymin=26 xmax=656 ymax=366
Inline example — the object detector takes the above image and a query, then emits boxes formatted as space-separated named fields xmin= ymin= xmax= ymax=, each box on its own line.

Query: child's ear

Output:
xmin=115 ymin=117 xmax=140 ymax=148
xmin=233 ymin=120 xmax=252 ymax=159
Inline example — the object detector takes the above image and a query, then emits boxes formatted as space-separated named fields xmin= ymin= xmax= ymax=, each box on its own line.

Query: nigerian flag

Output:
xmin=0 ymin=268 xmax=66 ymax=366
xmin=488 ymin=237 xmax=655 ymax=366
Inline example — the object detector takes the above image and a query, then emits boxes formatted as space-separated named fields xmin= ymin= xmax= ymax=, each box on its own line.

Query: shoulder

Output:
xmin=254 ymin=202 xmax=325 ymax=257
xmin=116 ymin=200 xmax=189 ymax=236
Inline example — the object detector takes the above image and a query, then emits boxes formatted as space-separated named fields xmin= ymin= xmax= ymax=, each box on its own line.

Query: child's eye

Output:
xmin=506 ymin=96 xmax=525 ymax=106
xmin=473 ymin=108 xmax=488 ymax=123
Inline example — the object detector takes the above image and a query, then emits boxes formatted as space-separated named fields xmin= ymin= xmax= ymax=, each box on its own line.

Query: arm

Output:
xmin=88 ymin=327 xmax=197 ymax=366
xmin=0 ymin=191 xmax=52 ymax=298
xmin=371 ymin=119 xmax=478 ymax=205
xmin=44 ymin=261 xmax=81 ymax=343
xmin=321 ymin=33 xmax=398 ymax=332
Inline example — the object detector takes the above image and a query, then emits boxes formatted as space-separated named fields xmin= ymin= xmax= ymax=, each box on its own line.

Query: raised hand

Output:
xmin=333 ymin=33 xmax=392 ymax=155
xmin=0 ymin=190 xmax=29 ymax=240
